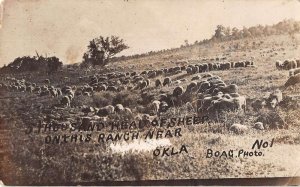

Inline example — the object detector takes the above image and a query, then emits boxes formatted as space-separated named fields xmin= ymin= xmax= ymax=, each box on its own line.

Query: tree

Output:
xmin=0 ymin=55 xmax=62 ymax=74
xmin=214 ymin=25 xmax=226 ymax=40
xmin=231 ymin=27 xmax=240 ymax=39
xmin=47 ymin=56 xmax=63 ymax=73
xmin=82 ymin=35 xmax=129 ymax=67
xmin=224 ymin=26 xmax=231 ymax=38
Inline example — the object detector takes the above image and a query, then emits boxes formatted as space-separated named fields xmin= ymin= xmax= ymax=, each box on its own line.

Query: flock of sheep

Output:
xmin=275 ymin=58 xmax=300 ymax=87
xmin=0 ymin=56 xmax=299 ymax=134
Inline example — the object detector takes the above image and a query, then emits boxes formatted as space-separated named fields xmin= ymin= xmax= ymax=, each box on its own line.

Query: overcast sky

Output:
xmin=0 ymin=0 xmax=300 ymax=66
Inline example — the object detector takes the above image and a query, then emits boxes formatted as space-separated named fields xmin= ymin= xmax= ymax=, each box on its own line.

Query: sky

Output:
xmin=0 ymin=0 xmax=300 ymax=66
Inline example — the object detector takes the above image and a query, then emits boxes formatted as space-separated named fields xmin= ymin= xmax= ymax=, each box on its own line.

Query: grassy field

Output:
xmin=0 ymin=33 xmax=300 ymax=185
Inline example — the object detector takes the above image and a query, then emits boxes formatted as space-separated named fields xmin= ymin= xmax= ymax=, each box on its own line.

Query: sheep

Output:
xmin=155 ymin=79 xmax=162 ymax=87
xmin=191 ymin=75 xmax=201 ymax=80
xmin=163 ymin=77 xmax=172 ymax=86
xmin=251 ymin=99 xmax=266 ymax=112
xmin=115 ymin=104 xmax=125 ymax=113
xmin=276 ymin=60 xmax=283 ymax=70
xmin=107 ymin=86 xmax=118 ymax=92
xmin=136 ymin=80 xmax=147 ymax=90
xmin=296 ymin=59 xmax=300 ymax=68
xmin=219 ymin=84 xmax=238 ymax=94
xmin=283 ymin=59 xmax=297 ymax=70
xmin=229 ymin=123 xmax=248 ymax=134
xmin=235 ymin=61 xmax=246 ymax=68
xmin=207 ymin=95 xmax=246 ymax=114
xmin=123 ymin=107 xmax=133 ymax=116
xmin=192 ymin=66 xmax=199 ymax=74
xmin=148 ymin=71 xmax=156 ymax=78
xmin=81 ymin=117 xmax=92 ymax=130
xmin=221 ymin=62 xmax=231 ymax=70
xmin=50 ymin=89 xmax=58 ymax=97
xmin=254 ymin=122 xmax=264 ymax=130
xmin=65 ymin=89 xmax=75 ymax=99
xmin=61 ymin=96 xmax=71 ymax=107
xmin=83 ymin=92 xmax=91 ymax=96
xmin=186 ymin=81 xmax=198 ymax=93
xmin=97 ymin=84 xmax=107 ymax=91
xmin=145 ymin=79 xmax=150 ymax=87
xmin=201 ymin=63 xmax=209 ymax=72
xmin=150 ymin=100 xmax=161 ymax=116
xmin=173 ymin=86 xmax=184 ymax=97
xmin=82 ymin=106 xmax=95 ymax=114
xmin=202 ymin=73 xmax=213 ymax=78
xmin=198 ymin=81 xmax=210 ymax=93
xmin=44 ymin=79 xmax=50 ymax=84
xmin=97 ymin=105 xmax=115 ymax=117
xmin=285 ymin=74 xmax=300 ymax=87
xmin=289 ymin=68 xmax=300 ymax=77
xmin=267 ymin=89 xmax=283 ymax=108
xmin=186 ymin=67 xmax=193 ymax=74
xmin=26 ymin=85 xmax=34 ymax=93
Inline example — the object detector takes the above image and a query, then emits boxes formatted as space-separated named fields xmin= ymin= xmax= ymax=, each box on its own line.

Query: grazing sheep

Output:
xmin=81 ymin=117 xmax=92 ymax=130
xmin=150 ymin=100 xmax=161 ymax=115
xmin=61 ymin=96 xmax=71 ymax=107
xmin=275 ymin=60 xmax=283 ymax=70
xmin=115 ymin=104 xmax=125 ymax=113
xmin=124 ymin=107 xmax=133 ymax=116
xmin=44 ymin=79 xmax=50 ymax=84
xmin=26 ymin=85 xmax=34 ymax=93
xmin=289 ymin=68 xmax=300 ymax=77
xmin=186 ymin=67 xmax=193 ymax=74
xmin=283 ymin=59 xmax=297 ymax=70
xmin=207 ymin=95 xmax=246 ymax=114
xmin=229 ymin=123 xmax=248 ymax=134
xmin=219 ymin=84 xmax=238 ymax=94
xmin=136 ymin=80 xmax=147 ymax=90
xmin=173 ymin=86 xmax=184 ymax=97
xmin=148 ymin=71 xmax=156 ymax=78
xmin=296 ymin=59 xmax=300 ymax=68
xmin=267 ymin=89 xmax=283 ymax=108
xmin=50 ymin=89 xmax=58 ymax=97
xmin=97 ymin=84 xmax=107 ymax=91
xmin=82 ymin=106 xmax=95 ymax=114
xmin=145 ymin=79 xmax=150 ymax=86
xmin=186 ymin=81 xmax=198 ymax=93
xmin=97 ymin=105 xmax=115 ymax=117
xmin=83 ymin=92 xmax=91 ymax=96
xmin=254 ymin=122 xmax=264 ymax=130
xmin=198 ymin=81 xmax=210 ymax=93
xmin=202 ymin=73 xmax=213 ymax=78
xmin=163 ymin=77 xmax=172 ymax=86
xmin=107 ymin=86 xmax=118 ymax=92
xmin=191 ymin=75 xmax=201 ymax=80
xmin=251 ymin=99 xmax=266 ymax=112
xmin=285 ymin=74 xmax=300 ymax=87
xmin=155 ymin=79 xmax=162 ymax=87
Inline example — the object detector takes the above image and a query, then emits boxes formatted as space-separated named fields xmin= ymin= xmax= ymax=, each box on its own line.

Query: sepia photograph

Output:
xmin=0 ymin=0 xmax=300 ymax=185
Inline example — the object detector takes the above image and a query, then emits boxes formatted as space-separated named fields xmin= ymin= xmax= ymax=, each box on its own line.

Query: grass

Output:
xmin=1 ymin=33 xmax=300 ymax=185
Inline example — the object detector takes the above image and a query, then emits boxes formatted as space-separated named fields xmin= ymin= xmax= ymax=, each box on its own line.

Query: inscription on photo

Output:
xmin=206 ymin=139 xmax=275 ymax=158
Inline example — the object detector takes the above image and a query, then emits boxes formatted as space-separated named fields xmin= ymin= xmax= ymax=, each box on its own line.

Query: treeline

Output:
xmin=111 ymin=19 xmax=300 ymax=62
xmin=211 ymin=19 xmax=300 ymax=42
xmin=2 ymin=19 xmax=300 ymax=71
xmin=0 ymin=55 xmax=63 ymax=74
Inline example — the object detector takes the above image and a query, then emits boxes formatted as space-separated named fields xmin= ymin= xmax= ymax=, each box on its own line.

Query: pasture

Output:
xmin=1 ymin=33 xmax=300 ymax=185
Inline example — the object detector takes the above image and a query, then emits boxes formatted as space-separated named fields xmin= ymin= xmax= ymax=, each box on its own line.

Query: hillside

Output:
xmin=0 ymin=32 xmax=300 ymax=185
